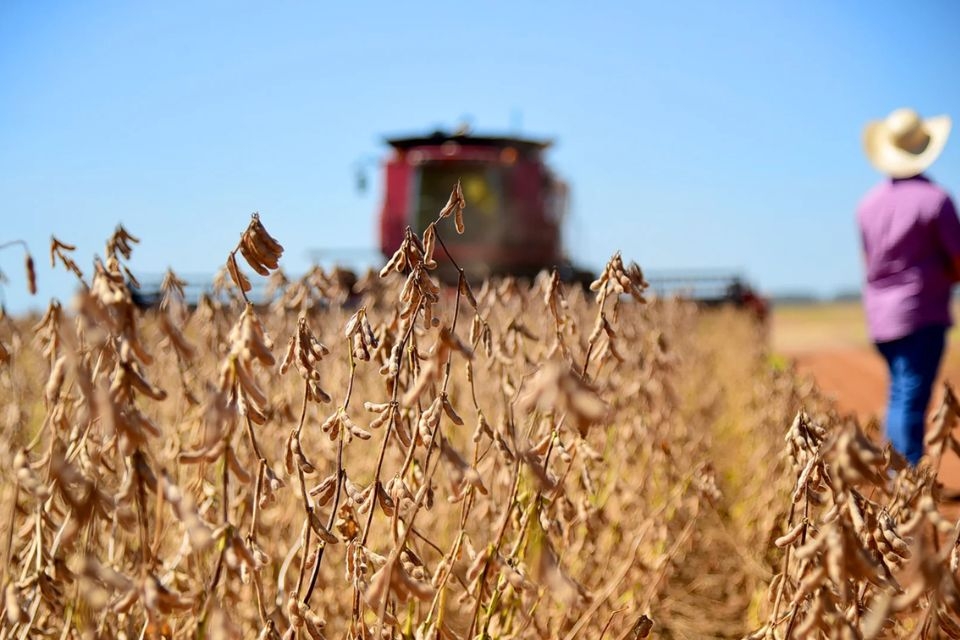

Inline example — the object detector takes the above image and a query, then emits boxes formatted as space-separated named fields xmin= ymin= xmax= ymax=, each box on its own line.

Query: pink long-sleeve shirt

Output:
xmin=857 ymin=175 xmax=960 ymax=343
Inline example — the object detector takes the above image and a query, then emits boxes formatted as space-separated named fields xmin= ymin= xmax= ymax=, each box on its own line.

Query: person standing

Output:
xmin=859 ymin=107 xmax=958 ymax=465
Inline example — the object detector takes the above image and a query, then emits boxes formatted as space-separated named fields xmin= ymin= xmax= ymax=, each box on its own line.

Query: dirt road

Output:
xmin=791 ymin=347 xmax=888 ymax=418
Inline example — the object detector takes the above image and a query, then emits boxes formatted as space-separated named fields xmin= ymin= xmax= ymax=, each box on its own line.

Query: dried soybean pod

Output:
xmin=775 ymin=520 xmax=807 ymax=548
xmin=441 ymin=394 xmax=464 ymax=426
xmin=25 ymin=253 xmax=37 ymax=295
xmin=227 ymin=254 xmax=252 ymax=292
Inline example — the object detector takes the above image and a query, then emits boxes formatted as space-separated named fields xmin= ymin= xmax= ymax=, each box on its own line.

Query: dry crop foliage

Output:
xmin=0 ymin=193 xmax=958 ymax=639
xmin=0 ymin=197 xmax=735 ymax=640
xmin=744 ymin=385 xmax=960 ymax=640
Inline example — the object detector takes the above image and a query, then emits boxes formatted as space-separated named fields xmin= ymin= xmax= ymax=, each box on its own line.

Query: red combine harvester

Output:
xmin=126 ymin=129 xmax=765 ymax=319
xmin=377 ymin=130 xmax=591 ymax=284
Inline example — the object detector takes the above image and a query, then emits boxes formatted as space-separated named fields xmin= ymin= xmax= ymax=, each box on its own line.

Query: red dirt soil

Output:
xmin=791 ymin=346 xmax=960 ymax=490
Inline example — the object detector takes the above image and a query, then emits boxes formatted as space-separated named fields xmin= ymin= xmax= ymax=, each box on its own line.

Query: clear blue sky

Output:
xmin=2 ymin=1 xmax=959 ymax=310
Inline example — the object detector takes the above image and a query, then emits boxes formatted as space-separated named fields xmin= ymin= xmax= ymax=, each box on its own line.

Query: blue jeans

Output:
xmin=876 ymin=325 xmax=947 ymax=465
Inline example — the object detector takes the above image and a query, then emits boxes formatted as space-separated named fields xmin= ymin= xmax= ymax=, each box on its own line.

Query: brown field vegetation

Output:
xmin=3 ymin=196 xmax=960 ymax=638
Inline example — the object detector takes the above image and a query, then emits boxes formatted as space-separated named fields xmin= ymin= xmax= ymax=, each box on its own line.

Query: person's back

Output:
xmin=858 ymin=175 xmax=960 ymax=343
xmin=858 ymin=107 xmax=957 ymax=465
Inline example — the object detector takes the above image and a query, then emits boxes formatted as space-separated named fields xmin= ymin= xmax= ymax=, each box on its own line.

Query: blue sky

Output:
xmin=2 ymin=1 xmax=959 ymax=310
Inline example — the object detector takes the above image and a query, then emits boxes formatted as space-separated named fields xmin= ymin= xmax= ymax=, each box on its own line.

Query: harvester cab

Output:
xmin=377 ymin=130 xmax=589 ymax=284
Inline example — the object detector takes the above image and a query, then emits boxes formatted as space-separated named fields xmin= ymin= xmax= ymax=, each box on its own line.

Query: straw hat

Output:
xmin=863 ymin=108 xmax=951 ymax=178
